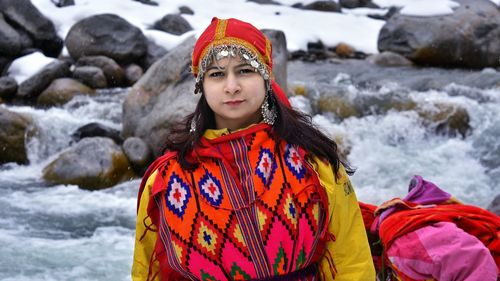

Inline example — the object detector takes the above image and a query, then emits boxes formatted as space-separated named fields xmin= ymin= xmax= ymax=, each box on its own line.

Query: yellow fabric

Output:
xmin=132 ymin=150 xmax=375 ymax=281
xmin=132 ymin=170 xmax=160 ymax=281
xmin=311 ymin=157 xmax=376 ymax=281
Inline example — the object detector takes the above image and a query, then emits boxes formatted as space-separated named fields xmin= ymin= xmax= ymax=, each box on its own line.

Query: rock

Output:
xmin=16 ymin=60 xmax=71 ymax=100
xmin=0 ymin=107 xmax=32 ymax=164
xmin=262 ymin=29 xmax=288 ymax=93
xmin=42 ymin=137 xmax=135 ymax=190
xmin=487 ymin=194 xmax=500 ymax=216
xmin=132 ymin=0 xmax=158 ymax=6
xmin=367 ymin=51 xmax=414 ymax=67
xmin=122 ymin=137 xmax=152 ymax=175
xmin=73 ymin=66 xmax=108 ymax=89
xmin=0 ymin=0 xmax=63 ymax=57
xmin=125 ymin=64 xmax=144 ymax=85
xmin=302 ymin=1 xmax=341 ymax=12
xmin=0 ymin=56 xmax=12 ymax=75
xmin=71 ymin=122 xmax=123 ymax=145
xmin=75 ymin=56 xmax=126 ymax=86
xmin=335 ymin=43 xmax=355 ymax=58
xmin=317 ymin=95 xmax=359 ymax=119
xmin=0 ymin=76 xmax=18 ymax=99
xmin=178 ymin=6 xmax=194 ymax=15
xmin=52 ymin=0 xmax=74 ymax=7
xmin=0 ymin=13 xmax=22 ymax=57
xmin=378 ymin=0 xmax=500 ymax=68
xmin=415 ymin=102 xmax=471 ymax=138
xmin=339 ymin=0 xmax=378 ymax=8
xmin=65 ymin=14 xmax=148 ymax=64
xmin=37 ymin=78 xmax=95 ymax=107
xmin=141 ymin=40 xmax=168 ymax=70
xmin=152 ymin=14 xmax=193 ymax=35
xmin=122 ymin=36 xmax=198 ymax=155
xmin=247 ymin=0 xmax=282 ymax=5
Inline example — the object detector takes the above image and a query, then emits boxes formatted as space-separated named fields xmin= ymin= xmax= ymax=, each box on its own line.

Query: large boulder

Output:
xmin=65 ymin=14 xmax=148 ymax=64
xmin=0 ymin=0 xmax=63 ymax=57
xmin=0 ymin=107 xmax=33 ymax=164
xmin=71 ymin=122 xmax=123 ymax=145
xmin=16 ymin=60 xmax=71 ymax=100
xmin=262 ymin=29 xmax=288 ymax=93
xmin=378 ymin=0 xmax=500 ymax=68
xmin=37 ymin=78 xmax=95 ymax=107
xmin=42 ymin=137 xmax=135 ymax=190
xmin=0 ymin=13 xmax=22 ymax=57
xmin=122 ymin=36 xmax=198 ymax=155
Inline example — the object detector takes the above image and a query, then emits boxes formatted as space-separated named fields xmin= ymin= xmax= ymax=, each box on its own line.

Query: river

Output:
xmin=0 ymin=74 xmax=498 ymax=280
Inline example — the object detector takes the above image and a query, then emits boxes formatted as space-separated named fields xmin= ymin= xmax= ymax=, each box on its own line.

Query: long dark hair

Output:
xmin=163 ymin=86 xmax=354 ymax=177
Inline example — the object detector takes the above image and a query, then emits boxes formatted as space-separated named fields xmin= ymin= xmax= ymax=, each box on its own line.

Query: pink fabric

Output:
xmin=387 ymin=221 xmax=497 ymax=281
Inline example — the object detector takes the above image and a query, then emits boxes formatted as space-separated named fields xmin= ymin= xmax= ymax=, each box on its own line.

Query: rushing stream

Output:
xmin=0 ymin=77 xmax=499 ymax=280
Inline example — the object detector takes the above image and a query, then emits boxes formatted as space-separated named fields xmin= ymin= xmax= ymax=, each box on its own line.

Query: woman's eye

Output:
xmin=239 ymin=68 xmax=255 ymax=74
xmin=208 ymin=71 xmax=224 ymax=78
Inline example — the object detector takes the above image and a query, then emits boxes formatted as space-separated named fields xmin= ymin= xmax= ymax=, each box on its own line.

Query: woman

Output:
xmin=132 ymin=17 xmax=375 ymax=281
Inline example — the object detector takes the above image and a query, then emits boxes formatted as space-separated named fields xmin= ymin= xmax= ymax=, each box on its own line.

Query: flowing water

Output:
xmin=0 ymin=78 xmax=498 ymax=280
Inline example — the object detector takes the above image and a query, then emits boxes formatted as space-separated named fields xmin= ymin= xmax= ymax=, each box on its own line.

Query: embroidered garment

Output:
xmin=132 ymin=124 xmax=376 ymax=281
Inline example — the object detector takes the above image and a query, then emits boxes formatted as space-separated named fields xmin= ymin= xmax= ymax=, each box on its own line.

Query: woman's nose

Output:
xmin=224 ymin=73 xmax=241 ymax=95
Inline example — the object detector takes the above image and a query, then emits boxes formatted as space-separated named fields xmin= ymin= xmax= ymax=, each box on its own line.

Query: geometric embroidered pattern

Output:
xmin=198 ymin=169 xmax=224 ymax=207
xmin=200 ymin=270 xmax=218 ymax=281
xmin=283 ymin=193 xmax=298 ymax=228
xmin=230 ymin=262 xmax=251 ymax=280
xmin=273 ymin=243 xmax=289 ymax=275
xmin=284 ymin=144 xmax=306 ymax=182
xmin=255 ymin=147 xmax=277 ymax=187
xmin=165 ymin=172 xmax=191 ymax=219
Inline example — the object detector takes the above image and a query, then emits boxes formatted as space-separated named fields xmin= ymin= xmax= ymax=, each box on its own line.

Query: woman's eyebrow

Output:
xmin=206 ymin=65 xmax=224 ymax=71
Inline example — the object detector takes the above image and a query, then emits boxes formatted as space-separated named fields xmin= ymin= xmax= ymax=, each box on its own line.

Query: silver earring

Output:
xmin=189 ymin=115 xmax=197 ymax=133
xmin=261 ymin=93 xmax=277 ymax=125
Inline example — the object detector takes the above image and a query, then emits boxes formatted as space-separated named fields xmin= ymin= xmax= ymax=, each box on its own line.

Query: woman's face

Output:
xmin=203 ymin=55 xmax=266 ymax=131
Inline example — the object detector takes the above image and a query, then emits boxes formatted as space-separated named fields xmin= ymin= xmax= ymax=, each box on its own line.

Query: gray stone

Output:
xmin=122 ymin=36 xmax=198 ymax=155
xmin=0 ymin=107 xmax=32 ymax=164
xmin=378 ymin=0 xmax=500 ymax=68
xmin=178 ymin=6 xmax=194 ymax=15
xmin=0 ymin=76 xmax=18 ymax=99
xmin=339 ymin=0 xmax=378 ymax=8
xmin=152 ymin=14 xmax=193 ymax=35
xmin=52 ymin=0 xmax=74 ymax=7
xmin=141 ymin=40 xmax=168 ymax=70
xmin=367 ymin=51 xmax=414 ymax=67
xmin=125 ymin=64 xmax=144 ymax=85
xmin=122 ymin=137 xmax=152 ymax=174
xmin=75 ymin=56 xmax=126 ymax=86
xmin=73 ymin=66 xmax=107 ymax=88
xmin=17 ymin=60 xmax=71 ymax=100
xmin=262 ymin=29 xmax=288 ymax=93
xmin=42 ymin=137 xmax=135 ymax=190
xmin=0 ymin=0 xmax=63 ymax=57
xmin=71 ymin=122 xmax=123 ymax=144
xmin=302 ymin=1 xmax=341 ymax=12
xmin=36 ymin=78 xmax=94 ymax=107
xmin=0 ymin=13 xmax=22 ymax=57
xmin=65 ymin=14 xmax=148 ymax=64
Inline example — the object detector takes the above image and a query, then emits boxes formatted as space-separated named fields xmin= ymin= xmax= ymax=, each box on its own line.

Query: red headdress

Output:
xmin=191 ymin=17 xmax=290 ymax=107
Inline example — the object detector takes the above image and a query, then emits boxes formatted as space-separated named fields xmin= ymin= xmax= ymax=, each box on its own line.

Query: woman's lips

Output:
xmin=224 ymin=100 xmax=244 ymax=105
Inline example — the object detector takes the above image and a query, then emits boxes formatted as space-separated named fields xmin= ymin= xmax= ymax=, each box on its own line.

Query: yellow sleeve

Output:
xmin=132 ymin=170 xmax=160 ymax=281
xmin=312 ymin=158 xmax=375 ymax=281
